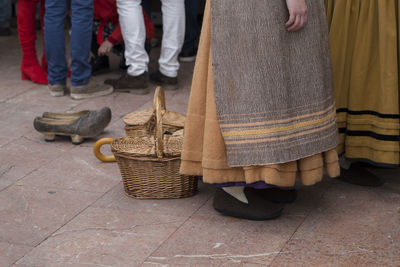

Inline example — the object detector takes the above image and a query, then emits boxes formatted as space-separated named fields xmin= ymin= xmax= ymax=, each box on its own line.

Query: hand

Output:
xmin=285 ymin=0 xmax=308 ymax=32
xmin=98 ymin=40 xmax=113 ymax=56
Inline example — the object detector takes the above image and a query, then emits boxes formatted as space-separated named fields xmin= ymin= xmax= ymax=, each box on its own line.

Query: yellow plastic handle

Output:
xmin=93 ymin=137 xmax=116 ymax=162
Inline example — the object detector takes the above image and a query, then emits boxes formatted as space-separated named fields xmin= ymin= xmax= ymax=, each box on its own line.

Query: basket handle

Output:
xmin=153 ymin=86 xmax=166 ymax=114
xmin=93 ymin=137 xmax=116 ymax=162
xmin=154 ymin=87 xmax=164 ymax=158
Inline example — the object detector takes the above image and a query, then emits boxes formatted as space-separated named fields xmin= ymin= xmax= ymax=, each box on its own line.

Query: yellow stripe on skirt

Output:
xmin=325 ymin=0 xmax=400 ymax=166
xmin=180 ymin=0 xmax=340 ymax=187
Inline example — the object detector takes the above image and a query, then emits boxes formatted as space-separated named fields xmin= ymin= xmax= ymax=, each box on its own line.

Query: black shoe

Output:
xmin=338 ymin=163 xmax=384 ymax=187
xmin=34 ymin=107 xmax=112 ymax=145
xmin=0 ymin=27 xmax=11 ymax=36
xmin=213 ymin=188 xmax=284 ymax=221
xmin=150 ymin=70 xmax=178 ymax=90
xmin=179 ymin=50 xmax=197 ymax=62
xmin=104 ymin=72 xmax=149 ymax=95
xmin=90 ymin=56 xmax=110 ymax=76
xmin=255 ymin=188 xmax=297 ymax=204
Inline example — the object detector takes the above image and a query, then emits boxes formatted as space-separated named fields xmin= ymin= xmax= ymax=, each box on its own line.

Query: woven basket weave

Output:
xmin=94 ymin=87 xmax=197 ymax=199
xmin=123 ymin=90 xmax=185 ymax=137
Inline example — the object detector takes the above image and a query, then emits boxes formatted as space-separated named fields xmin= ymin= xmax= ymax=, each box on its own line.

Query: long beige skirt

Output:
xmin=180 ymin=0 xmax=340 ymax=187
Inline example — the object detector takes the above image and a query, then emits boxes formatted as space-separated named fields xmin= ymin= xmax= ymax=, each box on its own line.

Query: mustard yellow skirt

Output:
xmin=180 ymin=0 xmax=340 ymax=187
xmin=325 ymin=0 xmax=400 ymax=166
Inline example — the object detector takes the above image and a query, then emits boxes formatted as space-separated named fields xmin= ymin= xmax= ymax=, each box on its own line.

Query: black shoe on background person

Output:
xmin=104 ymin=72 xmax=149 ymax=95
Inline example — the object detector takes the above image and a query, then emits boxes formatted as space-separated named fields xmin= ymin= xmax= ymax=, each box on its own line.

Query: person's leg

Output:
xmin=179 ymin=0 xmax=199 ymax=62
xmin=39 ymin=0 xmax=47 ymax=71
xmin=141 ymin=0 xmax=151 ymax=20
xmin=117 ymin=0 xmax=148 ymax=76
xmin=90 ymin=28 xmax=110 ymax=76
xmin=0 ymin=0 xmax=12 ymax=35
xmin=69 ymin=0 xmax=92 ymax=86
xmin=104 ymin=0 xmax=149 ymax=94
xmin=19 ymin=0 xmax=48 ymax=84
xmin=69 ymin=0 xmax=112 ymax=99
xmin=158 ymin=0 xmax=185 ymax=78
xmin=44 ymin=0 xmax=67 ymax=86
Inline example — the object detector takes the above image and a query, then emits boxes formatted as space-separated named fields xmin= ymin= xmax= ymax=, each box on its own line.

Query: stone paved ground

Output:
xmin=1 ymin=30 xmax=400 ymax=267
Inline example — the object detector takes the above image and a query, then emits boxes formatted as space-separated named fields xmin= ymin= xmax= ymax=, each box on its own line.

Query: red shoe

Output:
xmin=18 ymin=0 xmax=48 ymax=85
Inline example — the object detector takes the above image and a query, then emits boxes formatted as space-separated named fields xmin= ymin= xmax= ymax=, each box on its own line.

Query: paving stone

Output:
xmin=163 ymin=89 xmax=191 ymax=115
xmin=270 ymin=183 xmax=400 ymax=266
xmin=0 ymin=242 xmax=33 ymax=267
xmin=145 ymin=211 xmax=304 ymax=266
xmin=0 ymin=137 xmax=70 ymax=191
xmin=283 ymin=177 xmax=334 ymax=216
xmin=0 ymin=102 xmax=43 ymax=139
xmin=0 ymin=136 xmax=12 ymax=148
xmin=6 ymin=86 xmax=79 ymax=111
xmin=19 ymin=145 xmax=121 ymax=193
xmin=17 ymin=207 xmax=183 ymax=267
xmin=71 ymin=90 xmax=153 ymax=117
xmin=0 ymin=79 xmax=34 ymax=102
xmin=0 ymin=185 xmax=100 ymax=247
xmin=93 ymin=180 xmax=213 ymax=218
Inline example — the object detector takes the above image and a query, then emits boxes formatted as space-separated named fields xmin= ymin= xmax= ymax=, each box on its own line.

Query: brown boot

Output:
xmin=70 ymin=79 xmax=113 ymax=100
xmin=150 ymin=70 xmax=178 ymax=90
xmin=104 ymin=72 xmax=149 ymax=95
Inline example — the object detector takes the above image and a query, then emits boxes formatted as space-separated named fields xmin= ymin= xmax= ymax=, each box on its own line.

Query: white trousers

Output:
xmin=117 ymin=0 xmax=185 ymax=77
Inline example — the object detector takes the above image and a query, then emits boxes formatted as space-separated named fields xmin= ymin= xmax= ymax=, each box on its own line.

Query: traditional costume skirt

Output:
xmin=180 ymin=0 xmax=340 ymax=187
xmin=325 ymin=0 xmax=400 ymax=167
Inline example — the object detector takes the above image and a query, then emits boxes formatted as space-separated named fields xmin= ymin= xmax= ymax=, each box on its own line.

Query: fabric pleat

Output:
xmin=180 ymin=0 xmax=340 ymax=187
xmin=325 ymin=0 xmax=400 ymax=166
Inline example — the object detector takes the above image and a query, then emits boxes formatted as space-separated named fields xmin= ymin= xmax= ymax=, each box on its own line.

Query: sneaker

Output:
xmin=48 ymin=83 xmax=66 ymax=97
xmin=150 ymin=70 xmax=178 ymax=90
xmin=104 ymin=72 xmax=149 ymax=95
xmin=70 ymin=79 xmax=113 ymax=100
xmin=90 ymin=55 xmax=110 ymax=76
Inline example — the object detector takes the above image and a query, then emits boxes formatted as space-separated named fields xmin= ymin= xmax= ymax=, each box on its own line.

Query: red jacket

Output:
xmin=94 ymin=0 xmax=155 ymax=45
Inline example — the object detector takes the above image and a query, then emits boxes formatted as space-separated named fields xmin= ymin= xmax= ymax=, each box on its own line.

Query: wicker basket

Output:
xmin=94 ymin=87 xmax=197 ymax=199
xmin=123 ymin=88 xmax=185 ymax=137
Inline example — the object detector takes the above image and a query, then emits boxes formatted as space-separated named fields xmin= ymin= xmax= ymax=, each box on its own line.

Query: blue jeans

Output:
xmin=0 ymin=0 xmax=11 ymax=28
xmin=181 ymin=0 xmax=199 ymax=54
xmin=44 ymin=0 xmax=93 ymax=86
